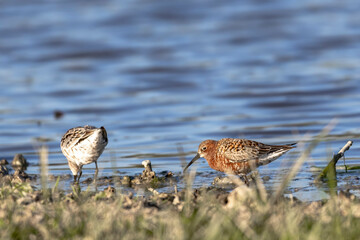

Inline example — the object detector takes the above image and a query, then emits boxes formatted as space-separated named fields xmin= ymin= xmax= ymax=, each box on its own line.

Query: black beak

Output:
xmin=183 ymin=153 xmax=200 ymax=173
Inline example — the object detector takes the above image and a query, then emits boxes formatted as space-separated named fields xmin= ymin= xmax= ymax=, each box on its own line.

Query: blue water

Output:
xmin=1 ymin=0 xmax=360 ymax=200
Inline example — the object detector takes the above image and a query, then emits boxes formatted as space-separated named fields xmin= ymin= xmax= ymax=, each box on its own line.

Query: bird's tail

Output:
xmin=257 ymin=143 xmax=296 ymax=166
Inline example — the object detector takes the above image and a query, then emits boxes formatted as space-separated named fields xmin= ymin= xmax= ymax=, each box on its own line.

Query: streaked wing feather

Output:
xmin=223 ymin=139 xmax=259 ymax=163
xmin=73 ymin=128 xmax=96 ymax=146
xmin=224 ymin=139 xmax=275 ymax=163
xmin=64 ymin=127 xmax=96 ymax=148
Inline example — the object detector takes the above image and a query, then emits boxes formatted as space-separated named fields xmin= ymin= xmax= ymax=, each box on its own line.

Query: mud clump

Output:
xmin=122 ymin=160 xmax=174 ymax=188
xmin=104 ymin=186 xmax=116 ymax=198
xmin=262 ymin=175 xmax=271 ymax=182
xmin=0 ymin=165 xmax=9 ymax=176
xmin=121 ymin=176 xmax=132 ymax=185
xmin=141 ymin=160 xmax=156 ymax=180
xmin=0 ymin=166 xmax=32 ymax=184
xmin=54 ymin=110 xmax=64 ymax=119
xmin=81 ymin=178 xmax=93 ymax=184
xmin=12 ymin=170 xmax=31 ymax=183
xmin=0 ymin=159 xmax=9 ymax=165
xmin=11 ymin=154 xmax=29 ymax=170
xmin=212 ymin=176 xmax=235 ymax=186
xmin=122 ymin=160 xmax=158 ymax=186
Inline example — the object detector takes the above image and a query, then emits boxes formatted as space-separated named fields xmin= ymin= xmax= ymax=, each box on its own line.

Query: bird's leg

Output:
xmin=72 ymin=175 xmax=81 ymax=194
xmin=78 ymin=170 xmax=82 ymax=183
xmin=239 ymin=174 xmax=249 ymax=186
xmin=244 ymin=175 xmax=249 ymax=186
xmin=94 ymin=161 xmax=98 ymax=183
xmin=73 ymin=174 xmax=77 ymax=183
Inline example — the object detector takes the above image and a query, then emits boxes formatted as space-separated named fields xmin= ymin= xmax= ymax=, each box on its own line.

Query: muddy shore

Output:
xmin=2 ymin=153 xmax=360 ymax=239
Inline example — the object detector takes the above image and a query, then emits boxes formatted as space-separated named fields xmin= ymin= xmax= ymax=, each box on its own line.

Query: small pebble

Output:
xmin=104 ymin=186 xmax=116 ymax=198
xmin=142 ymin=160 xmax=153 ymax=172
xmin=165 ymin=172 xmax=174 ymax=178
xmin=0 ymin=159 xmax=9 ymax=165
xmin=262 ymin=176 xmax=271 ymax=182
xmin=11 ymin=154 xmax=29 ymax=168
xmin=54 ymin=110 xmax=64 ymax=119
xmin=0 ymin=165 xmax=9 ymax=176
xmin=121 ymin=176 xmax=131 ymax=185
xmin=81 ymin=178 xmax=93 ymax=184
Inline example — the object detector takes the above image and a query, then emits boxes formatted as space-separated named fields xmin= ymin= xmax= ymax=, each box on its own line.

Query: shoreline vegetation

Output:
xmin=0 ymin=130 xmax=359 ymax=239
xmin=1 ymin=169 xmax=360 ymax=239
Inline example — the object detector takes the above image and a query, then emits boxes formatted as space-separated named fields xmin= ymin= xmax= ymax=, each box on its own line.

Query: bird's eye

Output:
xmin=201 ymin=146 xmax=207 ymax=151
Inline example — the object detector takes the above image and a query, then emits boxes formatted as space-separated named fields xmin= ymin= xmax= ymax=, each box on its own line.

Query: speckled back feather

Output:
xmin=61 ymin=125 xmax=96 ymax=149
xmin=218 ymin=138 xmax=295 ymax=164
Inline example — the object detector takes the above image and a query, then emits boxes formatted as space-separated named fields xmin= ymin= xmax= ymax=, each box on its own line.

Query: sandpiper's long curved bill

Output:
xmin=183 ymin=153 xmax=200 ymax=173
